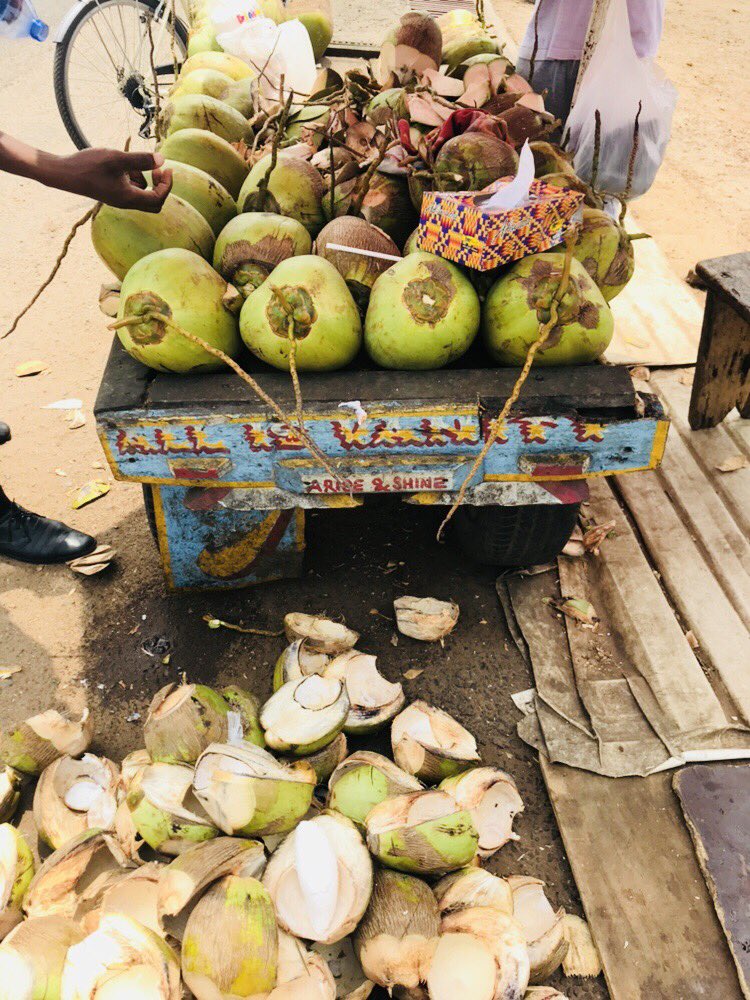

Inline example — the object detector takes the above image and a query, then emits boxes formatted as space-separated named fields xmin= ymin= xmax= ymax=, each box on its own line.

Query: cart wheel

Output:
xmin=142 ymin=485 xmax=158 ymax=544
xmin=54 ymin=0 xmax=188 ymax=150
xmin=452 ymin=503 xmax=580 ymax=568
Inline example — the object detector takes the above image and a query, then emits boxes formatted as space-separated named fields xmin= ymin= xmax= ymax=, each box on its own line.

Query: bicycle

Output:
xmin=53 ymin=0 xmax=189 ymax=150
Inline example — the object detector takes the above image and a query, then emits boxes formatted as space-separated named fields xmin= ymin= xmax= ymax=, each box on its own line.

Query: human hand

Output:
xmin=50 ymin=148 xmax=173 ymax=212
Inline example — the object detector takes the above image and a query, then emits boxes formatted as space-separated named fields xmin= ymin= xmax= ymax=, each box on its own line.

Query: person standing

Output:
xmin=0 ymin=135 xmax=172 ymax=563
xmin=516 ymin=0 xmax=666 ymax=126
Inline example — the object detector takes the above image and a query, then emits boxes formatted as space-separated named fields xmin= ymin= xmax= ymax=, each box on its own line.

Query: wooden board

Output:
xmin=689 ymin=292 xmax=750 ymax=429
xmin=674 ymin=764 xmax=750 ymax=998
xmin=697 ymin=252 xmax=750 ymax=325
xmin=542 ymin=759 xmax=743 ymax=1000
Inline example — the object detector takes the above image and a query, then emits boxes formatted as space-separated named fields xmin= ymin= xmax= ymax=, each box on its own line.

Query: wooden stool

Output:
xmin=689 ymin=252 xmax=750 ymax=429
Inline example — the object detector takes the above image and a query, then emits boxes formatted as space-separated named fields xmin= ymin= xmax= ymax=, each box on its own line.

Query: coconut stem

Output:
xmin=110 ymin=311 xmax=343 ymax=484
xmin=437 ymin=227 xmax=579 ymax=541
xmin=256 ymin=82 xmax=295 ymax=212
xmin=619 ymin=101 xmax=642 ymax=225
xmin=351 ymin=133 xmax=391 ymax=216
xmin=2 ymin=203 xmax=100 ymax=339
xmin=146 ymin=15 xmax=162 ymax=143
xmin=590 ymin=109 xmax=601 ymax=193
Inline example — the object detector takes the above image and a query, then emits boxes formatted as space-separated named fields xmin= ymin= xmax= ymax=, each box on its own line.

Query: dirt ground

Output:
xmin=0 ymin=1 xmax=748 ymax=996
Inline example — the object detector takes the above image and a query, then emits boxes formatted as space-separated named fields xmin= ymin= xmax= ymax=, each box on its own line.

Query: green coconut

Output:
xmin=213 ymin=212 xmax=312 ymax=297
xmin=156 ymin=160 xmax=236 ymax=236
xmin=187 ymin=23 xmax=221 ymax=55
xmin=572 ymin=208 xmax=635 ymax=301
xmin=182 ymin=876 xmax=278 ymax=1000
xmin=291 ymin=732 xmax=348 ymax=784
xmin=407 ymin=173 xmax=430 ymax=214
xmin=365 ymin=251 xmax=480 ymax=370
xmin=285 ymin=0 xmax=334 ymax=61
xmin=126 ymin=762 xmax=218 ymax=855
xmin=327 ymin=751 xmax=422 ymax=826
xmin=365 ymin=790 xmax=478 ymax=876
xmin=221 ymin=685 xmax=265 ymax=747
xmin=438 ymin=12 xmax=499 ymax=71
xmin=365 ymin=88 xmax=407 ymax=125
xmin=240 ymin=255 xmax=362 ymax=372
xmin=91 ymin=194 xmax=214 ymax=280
xmin=116 ymin=248 xmax=241 ymax=374
xmin=434 ymin=134 xmax=518 ymax=192
xmin=482 ymin=251 xmax=614 ymax=366
xmin=179 ymin=52 xmax=255 ymax=82
xmin=403 ymin=228 xmax=420 ymax=255
xmin=530 ymin=141 xmax=576 ymax=179
xmin=360 ymin=173 xmax=416 ymax=249
xmin=161 ymin=93 xmax=251 ymax=145
xmin=239 ymin=154 xmax=326 ymax=236
xmin=193 ymin=742 xmax=316 ymax=837
xmin=159 ymin=128 xmax=250 ymax=200
xmin=172 ymin=70 xmax=255 ymax=118
xmin=315 ymin=217 xmax=400 ymax=312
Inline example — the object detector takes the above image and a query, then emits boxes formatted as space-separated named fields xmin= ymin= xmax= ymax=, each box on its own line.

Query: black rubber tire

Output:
xmin=453 ymin=502 xmax=581 ymax=568
xmin=53 ymin=0 xmax=188 ymax=150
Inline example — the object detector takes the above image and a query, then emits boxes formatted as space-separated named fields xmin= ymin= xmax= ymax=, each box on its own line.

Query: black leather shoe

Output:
xmin=0 ymin=501 xmax=97 ymax=564
xmin=0 ymin=423 xmax=10 ymax=446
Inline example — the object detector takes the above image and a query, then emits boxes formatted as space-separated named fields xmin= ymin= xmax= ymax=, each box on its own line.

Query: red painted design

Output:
xmin=331 ymin=418 xmax=480 ymax=451
xmin=243 ymin=424 xmax=304 ymax=452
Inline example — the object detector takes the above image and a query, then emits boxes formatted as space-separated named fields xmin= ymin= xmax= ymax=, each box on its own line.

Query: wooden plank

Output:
xmin=94 ymin=339 xmax=152 ymax=417
xmin=542 ymin=759 xmax=743 ymax=1000
xmin=674 ymin=764 xmax=750 ymax=998
xmin=689 ymin=294 xmax=750 ymax=428
xmin=651 ymin=369 xmax=750 ymax=540
xmin=652 ymin=431 xmax=750 ymax=630
xmin=696 ymin=252 xmax=750 ymax=325
xmin=617 ymin=470 xmax=750 ymax=721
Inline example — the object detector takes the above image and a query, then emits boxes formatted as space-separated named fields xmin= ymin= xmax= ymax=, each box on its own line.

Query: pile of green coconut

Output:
xmin=0 ymin=610 xmax=601 ymax=999
xmin=93 ymin=5 xmax=633 ymax=376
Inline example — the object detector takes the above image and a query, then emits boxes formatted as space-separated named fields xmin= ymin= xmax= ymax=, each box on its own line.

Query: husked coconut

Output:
xmin=126 ymin=762 xmax=218 ymax=855
xmin=0 ymin=825 xmax=34 ymax=941
xmin=157 ymin=836 xmax=265 ymax=941
xmin=289 ymin=732 xmax=349 ymax=784
xmin=0 ymin=915 xmax=85 ymax=998
xmin=275 ymin=638 xmax=332 ymax=690
xmin=285 ymin=613 xmax=360 ymax=654
xmin=426 ymin=933 xmax=497 ymax=1000
xmin=33 ymin=754 xmax=119 ymax=850
xmin=440 ymin=767 xmax=523 ymax=857
xmin=315 ymin=218 xmax=400 ymax=313
xmin=393 ymin=597 xmax=459 ymax=642
xmin=60 ymin=913 xmax=180 ymax=1000
xmin=506 ymin=875 xmax=567 ymax=983
xmin=264 ymin=813 xmax=373 ymax=945
xmin=433 ymin=867 xmax=513 ymax=916
xmin=324 ymin=652 xmax=405 ymax=734
xmin=440 ymin=905 xmax=530 ymax=1000
xmin=0 ymin=708 xmax=92 ymax=776
xmin=193 ymin=741 xmax=316 ymax=836
xmin=182 ymin=876 xmax=278 ymax=1000
xmin=261 ymin=675 xmax=350 ymax=754
xmin=271 ymin=931 xmax=337 ymax=1000
xmin=391 ymin=701 xmax=480 ymax=782
xmin=354 ymin=869 xmax=439 ymax=991
xmin=328 ymin=751 xmax=423 ymax=826
xmin=23 ymin=829 xmax=132 ymax=922
xmin=365 ymin=790 xmax=478 ymax=875
xmin=562 ymin=914 xmax=602 ymax=978
xmin=144 ymin=682 xmax=230 ymax=764
xmin=377 ymin=13 xmax=443 ymax=86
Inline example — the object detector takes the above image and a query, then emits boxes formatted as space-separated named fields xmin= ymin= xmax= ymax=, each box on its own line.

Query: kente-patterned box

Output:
xmin=416 ymin=178 xmax=584 ymax=271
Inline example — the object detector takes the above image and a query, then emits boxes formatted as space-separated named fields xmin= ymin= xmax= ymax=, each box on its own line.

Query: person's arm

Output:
xmin=0 ymin=133 xmax=172 ymax=212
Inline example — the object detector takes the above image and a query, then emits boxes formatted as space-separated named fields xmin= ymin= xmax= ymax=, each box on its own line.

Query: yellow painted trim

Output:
xmin=97 ymin=428 xmax=122 ymax=479
xmin=294 ymin=508 xmax=306 ymax=551
xmin=99 ymin=405 xmax=477 ymax=429
xmin=150 ymin=486 xmax=175 ymax=590
xmin=485 ymin=462 xmax=662 ymax=483
xmin=648 ymin=419 xmax=670 ymax=468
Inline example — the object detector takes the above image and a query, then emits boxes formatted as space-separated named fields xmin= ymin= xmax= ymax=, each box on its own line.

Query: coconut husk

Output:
xmin=0 ymin=709 xmax=92 ymax=776
xmin=144 ymin=683 xmax=229 ymax=764
xmin=506 ymin=875 xmax=568 ymax=984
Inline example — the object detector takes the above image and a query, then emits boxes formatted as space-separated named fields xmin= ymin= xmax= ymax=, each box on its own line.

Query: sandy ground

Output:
xmin=0 ymin=1 xmax=748 ymax=996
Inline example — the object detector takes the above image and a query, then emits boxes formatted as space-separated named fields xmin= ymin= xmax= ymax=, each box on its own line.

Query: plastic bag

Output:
xmin=566 ymin=0 xmax=677 ymax=198
xmin=215 ymin=6 xmax=317 ymax=109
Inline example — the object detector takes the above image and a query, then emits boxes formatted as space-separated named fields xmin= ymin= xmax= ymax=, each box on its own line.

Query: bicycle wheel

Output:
xmin=54 ymin=0 xmax=188 ymax=150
